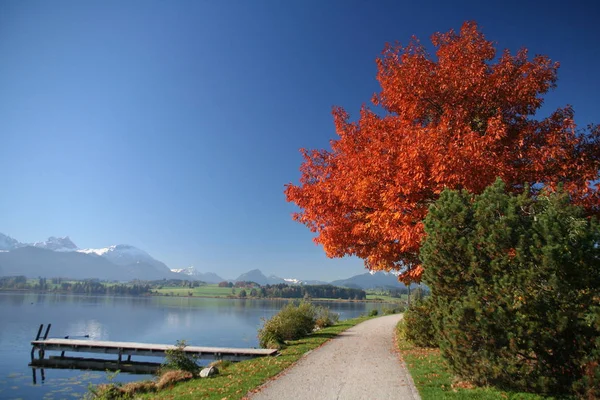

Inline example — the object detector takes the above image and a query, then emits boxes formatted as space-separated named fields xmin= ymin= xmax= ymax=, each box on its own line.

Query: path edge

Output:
xmin=393 ymin=315 xmax=422 ymax=400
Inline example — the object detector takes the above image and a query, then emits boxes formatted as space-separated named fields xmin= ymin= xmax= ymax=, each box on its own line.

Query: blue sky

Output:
xmin=0 ymin=0 xmax=598 ymax=281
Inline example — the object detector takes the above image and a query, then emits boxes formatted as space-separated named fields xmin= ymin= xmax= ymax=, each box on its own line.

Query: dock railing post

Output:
xmin=35 ymin=324 xmax=44 ymax=340
xmin=32 ymin=324 xmax=44 ymax=360
xmin=43 ymin=324 xmax=52 ymax=340
xmin=37 ymin=323 xmax=52 ymax=360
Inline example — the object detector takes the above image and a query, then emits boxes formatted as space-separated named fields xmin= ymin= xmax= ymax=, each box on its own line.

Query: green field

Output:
xmin=365 ymin=290 xmax=407 ymax=303
xmin=153 ymin=285 xmax=236 ymax=297
xmin=154 ymin=285 xmax=408 ymax=303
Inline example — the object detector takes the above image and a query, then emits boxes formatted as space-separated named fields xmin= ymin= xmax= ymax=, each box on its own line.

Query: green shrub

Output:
xmin=368 ymin=309 xmax=379 ymax=317
xmin=402 ymin=297 xmax=437 ymax=348
xmin=258 ymin=301 xmax=317 ymax=348
xmin=315 ymin=306 xmax=339 ymax=328
xmin=573 ymin=305 xmax=600 ymax=399
xmin=382 ymin=305 xmax=405 ymax=315
xmin=421 ymin=179 xmax=600 ymax=394
xmin=161 ymin=340 xmax=200 ymax=374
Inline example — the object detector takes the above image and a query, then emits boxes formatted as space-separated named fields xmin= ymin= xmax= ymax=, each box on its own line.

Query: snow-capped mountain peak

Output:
xmin=78 ymin=244 xmax=153 ymax=263
xmin=77 ymin=246 xmax=115 ymax=256
xmin=0 ymin=233 xmax=22 ymax=251
xmin=77 ymin=244 xmax=171 ymax=273
xmin=33 ymin=236 xmax=78 ymax=251
xmin=171 ymin=266 xmax=197 ymax=275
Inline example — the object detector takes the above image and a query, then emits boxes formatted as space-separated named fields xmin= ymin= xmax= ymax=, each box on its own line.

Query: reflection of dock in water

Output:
xmin=29 ymin=356 xmax=162 ymax=384
xmin=29 ymin=323 xmax=278 ymax=384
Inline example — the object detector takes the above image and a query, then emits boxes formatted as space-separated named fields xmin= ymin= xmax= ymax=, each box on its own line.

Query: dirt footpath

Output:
xmin=247 ymin=313 xmax=420 ymax=400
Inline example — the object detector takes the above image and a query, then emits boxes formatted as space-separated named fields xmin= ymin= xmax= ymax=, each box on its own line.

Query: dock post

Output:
xmin=32 ymin=324 xmax=44 ymax=360
xmin=43 ymin=324 xmax=52 ymax=340
xmin=32 ymin=368 xmax=37 ymax=385
xmin=35 ymin=324 xmax=44 ymax=340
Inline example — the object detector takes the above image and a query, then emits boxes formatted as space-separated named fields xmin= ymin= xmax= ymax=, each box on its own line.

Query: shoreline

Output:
xmin=0 ymin=288 xmax=402 ymax=304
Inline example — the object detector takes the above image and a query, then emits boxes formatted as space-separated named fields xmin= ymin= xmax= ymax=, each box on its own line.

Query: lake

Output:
xmin=0 ymin=292 xmax=386 ymax=399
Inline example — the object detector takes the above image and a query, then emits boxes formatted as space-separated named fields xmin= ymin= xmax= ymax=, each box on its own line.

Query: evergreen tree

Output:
xmin=421 ymin=179 xmax=600 ymax=394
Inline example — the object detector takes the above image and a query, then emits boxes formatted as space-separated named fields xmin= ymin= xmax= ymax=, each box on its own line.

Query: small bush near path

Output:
xmin=258 ymin=301 xmax=317 ymax=348
xmin=382 ymin=305 xmax=405 ymax=315
xmin=400 ymin=297 xmax=437 ymax=348
xmin=315 ymin=305 xmax=339 ymax=329
xmin=395 ymin=321 xmax=570 ymax=400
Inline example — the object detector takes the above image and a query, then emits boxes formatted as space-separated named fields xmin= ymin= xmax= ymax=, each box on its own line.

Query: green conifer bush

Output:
xmin=421 ymin=179 xmax=600 ymax=394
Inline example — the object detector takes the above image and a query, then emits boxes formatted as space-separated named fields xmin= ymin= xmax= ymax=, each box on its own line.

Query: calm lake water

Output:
xmin=0 ymin=292 xmax=386 ymax=399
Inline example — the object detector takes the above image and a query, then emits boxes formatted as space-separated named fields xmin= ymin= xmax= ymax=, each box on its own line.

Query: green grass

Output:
xmin=365 ymin=290 xmax=407 ymax=303
xmin=395 ymin=322 xmax=569 ymax=400
xmin=115 ymin=316 xmax=370 ymax=400
xmin=153 ymin=285 xmax=235 ymax=297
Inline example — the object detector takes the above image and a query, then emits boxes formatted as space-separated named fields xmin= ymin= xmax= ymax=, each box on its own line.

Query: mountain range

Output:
xmin=0 ymin=233 xmax=178 ymax=281
xmin=231 ymin=269 xmax=411 ymax=290
xmin=0 ymin=233 xmax=412 ymax=289
xmin=170 ymin=266 xmax=225 ymax=284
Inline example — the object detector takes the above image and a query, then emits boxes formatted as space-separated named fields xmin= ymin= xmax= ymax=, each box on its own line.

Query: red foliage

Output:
xmin=285 ymin=22 xmax=600 ymax=282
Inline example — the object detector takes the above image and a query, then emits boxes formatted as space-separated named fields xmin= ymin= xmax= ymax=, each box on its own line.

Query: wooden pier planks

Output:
xmin=31 ymin=338 xmax=278 ymax=362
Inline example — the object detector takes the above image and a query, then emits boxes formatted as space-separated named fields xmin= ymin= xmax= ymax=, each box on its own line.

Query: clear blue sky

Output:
xmin=1 ymin=0 xmax=598 ymax=281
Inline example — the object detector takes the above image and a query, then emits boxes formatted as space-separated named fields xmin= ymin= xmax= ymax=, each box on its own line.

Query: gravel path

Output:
xmin=248 ymin=314 xmax=420 ymax=400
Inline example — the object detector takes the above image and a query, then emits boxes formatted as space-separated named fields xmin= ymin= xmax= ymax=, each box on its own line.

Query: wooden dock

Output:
xmin=31 ymin=338 xmax=278 ymax=362
xmin=29 ymin=324 xmax=278 ymax=372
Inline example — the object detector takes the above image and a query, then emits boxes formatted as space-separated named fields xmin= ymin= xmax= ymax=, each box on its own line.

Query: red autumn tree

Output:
xmin=285 ymin=22 xmax=600 ymax=282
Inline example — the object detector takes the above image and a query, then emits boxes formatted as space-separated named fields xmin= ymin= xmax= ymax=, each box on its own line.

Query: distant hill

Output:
xmin=233 ymin=269 xmax=321 ymax=286
xmin=330 ymin=272 xmax=415 ymax=290
xmin=231 ymin=269 xmax=411 ymax=289
xmin=234 ymin=269 xmax=271 ymax=285
xmin=170 ymin=266 xmax=224 ymax=283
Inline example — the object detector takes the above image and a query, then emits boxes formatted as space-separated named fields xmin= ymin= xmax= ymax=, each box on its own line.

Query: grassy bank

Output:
xmin=91 ymin=316 xmax=370 ymax=400
xmin=153 ymin=285 xmax=234 ymax=297
xmin=154 ymin=285 xmax=402 ymax=304
xmin=365 ymin=290 xmax=407 ymax=303
xmin=395 ymin=322 xmax=567 ymax=400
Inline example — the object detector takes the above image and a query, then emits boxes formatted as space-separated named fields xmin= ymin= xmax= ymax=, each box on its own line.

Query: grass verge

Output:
xmin=153 ymin=285 xmax=234 ymax=297
xmin=93 ymin=316 xmax=369 ymax=400
xmin=395 ymin=322 xmax=570 ymax=400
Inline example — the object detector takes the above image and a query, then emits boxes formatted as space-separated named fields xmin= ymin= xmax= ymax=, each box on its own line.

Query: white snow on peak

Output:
xmin=171 ymin=266 xmax=197 ymax=275
xmin=283 ymin=278 xmax=302 ymax=284
xmin=77 ymin=246 xmax=115 ymax=256
xmin=33 ymin=236 xmax=78 ymax=251
xmin=77 ymin=244 xmax=150 ymax=257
